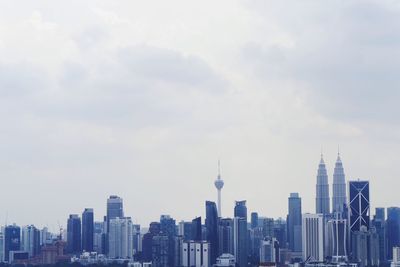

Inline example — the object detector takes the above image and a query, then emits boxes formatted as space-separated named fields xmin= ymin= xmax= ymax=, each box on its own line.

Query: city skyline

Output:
xmin=0 ymin=152 xmax=383 ymax=230
xmin=1 ymin=1 xmax=400 ymax=231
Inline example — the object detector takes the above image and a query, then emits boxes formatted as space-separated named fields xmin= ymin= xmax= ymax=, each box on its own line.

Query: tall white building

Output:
xmin=302 ymin=213 xmax=324 ymax=262
xmin=332 ymin=152 xmax=346 ymax=214
xmin=181 ymin=240 xmax=210 ymax=267
xmin=108 ymin=217 xmax=133 ymax=259
xmin=21 ymin=225 xmax=39 ymax=258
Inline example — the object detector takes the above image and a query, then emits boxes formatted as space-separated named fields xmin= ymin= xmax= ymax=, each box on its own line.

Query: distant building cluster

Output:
xmin=1 ymin=154 xmax=400 ymax=267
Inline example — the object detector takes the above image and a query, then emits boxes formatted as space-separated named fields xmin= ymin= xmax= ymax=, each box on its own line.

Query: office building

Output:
xmin=218 ymin=218 xmax=234 ymax=256
xmin=67 ymin=215 xmax=82 ymax=254
xmin=260 ymin=238 xmax=278 ymax=264
xmin=21 ymin=225 xmax=40 ymax=258
xmin=316 ymin=155 xmax=330 ymax=215
xmin=372 ymin=208 xmax=387 ymax=263
xmin=205 ymin=201 xmax=219 ymax=264
xmin=348 ymin=180 xmax=370 ymax=233
xmin=82 ymin=208 xmax=94 ymax=252
xmin=191 ymin=217 xmax=202 ymax=241
xmin=302 ymin=213 xmax=324 ymax=262
xmin=251 ymin=212 xmax=259 ymax=229
xmin=108 ymin=217 xmax=133 ymax=259
xmin=326 ymin=218 xmax=347 ymax=262
xmin=332 ymin=152 xmax=346 ymax=215
xmin=288 ymin=193 xmax=302 ymax=253
xmin=4 ymin=224 xmax=20 ymax=262
xmin=234 ymin=200 xmax=247 ymax=221
xmin=387 ymin=207 xmax=400 ymax=259
xmin=233 ymin=217 xmax=248 ymax=267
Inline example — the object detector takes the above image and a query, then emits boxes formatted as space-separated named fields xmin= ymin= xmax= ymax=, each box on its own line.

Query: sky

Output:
xmin=1 ymin=0 xmax=400 ymax=231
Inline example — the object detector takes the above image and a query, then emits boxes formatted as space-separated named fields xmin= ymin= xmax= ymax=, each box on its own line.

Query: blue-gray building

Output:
xmin=4 ymin=224 xmax=20 ymax=262
xmin=234 ymin=200 xmax=247 ymax=221
xmin=288 ymin=193 xmax=302 ymax=253
xmin=67 ymin=214 xmax=82 ymax=254
xmin=82 ymin=208 xmax=94 ymax=252
xmin=387 ymin=207 xmax=400 ymax=259
xmin=206 ymin=201 xmax=219 ymax=264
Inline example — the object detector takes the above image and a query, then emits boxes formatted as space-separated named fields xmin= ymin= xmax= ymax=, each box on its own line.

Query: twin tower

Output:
xmin=316 ymin=152 xmax=347 ymax=215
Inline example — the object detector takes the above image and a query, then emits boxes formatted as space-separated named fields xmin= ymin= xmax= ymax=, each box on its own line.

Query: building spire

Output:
xmin=218 ymin=159 xmax=221 ymax=179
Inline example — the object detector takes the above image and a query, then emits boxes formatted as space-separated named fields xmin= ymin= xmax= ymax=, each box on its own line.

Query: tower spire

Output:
xmin=214 ymin=160 xmax=224 ymax=217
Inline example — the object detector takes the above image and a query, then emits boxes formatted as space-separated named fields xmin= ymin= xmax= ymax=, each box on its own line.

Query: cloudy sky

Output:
xmin=1 ymin=0 xmax=399 ymax=230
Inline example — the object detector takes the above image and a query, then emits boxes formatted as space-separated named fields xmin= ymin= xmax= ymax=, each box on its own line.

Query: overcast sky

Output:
xmin=1 ymin=0 xmax=400 ymax=231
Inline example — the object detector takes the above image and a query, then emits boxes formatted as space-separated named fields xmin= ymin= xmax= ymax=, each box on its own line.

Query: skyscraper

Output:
xmin=206 ymin=201 xmax=219 ymax=264
xmin=288 ymin=193 xmax=302 ymax=253
xmin=372 ymin=208 xmax=387 ymax=263
xmin=302 ymin=213 xmax=324 ymax=262
xmin=67 ymin=214 xmax=82 ymax=254
xmin=387 ymin=207 xmax=400 ymax=259
xmin=326 ymin=218 xmax=348 ymax=262
xmin=234 ymin=200 xmax=247 ymax=221
xmin=316 ymin=154 xmax=330 ymax=215
xmin=108 ymin=217 xmax=133 ymax=259
xmin=251 ymin=212 xmax=259 ymax=229
xmin=218 ymin=218 xmax=234 ymax=256
xmin=160 ymin=215 xmax=176 ymax=266
xmin=4 ymin=224 xmax=21 ymax=262
xmin=332 ymin=152 xmax=346 ymax=215
xmin=191 ymin=217 xmax=202 ymax=241
xmin=233 ymin=217 xmax=248 ymax=267
xmin=348 ymin=180 xmax=370 ymax=233
xmin=107 ymin=195 xmax=124 ymax=229
xmin=82 ymin=208 xmax=94 ymax=252
xmin=21 ymin=225 xmax=40 ymax=258
xmin=214 ymin=161 xmax=224 ymax=218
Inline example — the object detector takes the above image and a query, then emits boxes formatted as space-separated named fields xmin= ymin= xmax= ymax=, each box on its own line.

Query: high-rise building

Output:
xmin=21 ymin=225 xmax=40 ymax=258
xmin=302 ymin=213 xmax=324 ymax=262
xmin=108 ymin=217 xmax=133 ymax=259
xmin=178 ymin=221 xmax=192 ymax=241
xmin=234 ymin=200 xmax=247 ymax=221
xmin=93 ymin=221 xmax=105 ymax=254
xmin=142 ymin=222 xmax=161 ymax=262
xmin=214 ymin=161 xmax=224 ymax=217
xmin=262 ymin=218 xmax=274 ymax=239
xmin=218 ymin=218 xmax=234 ymax=256
xmin=348 ymin=181 xmax=370 ymax=233
xmin=205 ymin=201 xmax=219 ymax=264
xmin=160 ymin=215 xmax=176 ymax=266
xmin=67 ymin=214 xmax=82 ymax=254
xmin=191 ymin=217 xmax=202 ymax=241
xmin=4 ymin=224 xmax=21 ymax=262
xmin=233 ymin=217 xmax=247 ymax=267
xmin=316 ymin=155 xmax=330 ymax=215
xmin=288 ymin=193 xmax=302 ymax=253
xmin=0 ymin=232 xmax=4 ymax=262
xmin=260 ymin=238 xmax=278 ymax=264
xmin=82 ymin=208 xmax=94 ymax=252
xmin=351 ymin=225 xmax=379 ymax=267
xmin=249 ymin=227 xmax=263 ymax=265
xmin=332 ymin=152 xmax=347 ymax=215
xmin=152 ymin=234 xmax=169 ymax=267
xmin=372 ymin=208 xmax=387 ymax=263
xmin=107 ymin=195 xmax=124 ymax=230
xmin=273 ymin=218 xmax=287 ymax=249
xmin=387 ymin=207 xmax=400 ymax=259
xmin=326 ymin=218 xmax=348 ymax=262
xmin=251 ymin=212 xmax=259 ymax=229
